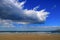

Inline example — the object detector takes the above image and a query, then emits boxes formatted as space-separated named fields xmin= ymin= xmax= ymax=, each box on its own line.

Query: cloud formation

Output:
xmin=0 ymin=0 xmax=49 ymax=25
xmin=0 ymin=19 xmax=15 ymax=27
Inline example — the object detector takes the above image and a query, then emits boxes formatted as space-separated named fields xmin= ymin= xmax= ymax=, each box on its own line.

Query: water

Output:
xmin=0 ymin=32 xmax=60 ymax=34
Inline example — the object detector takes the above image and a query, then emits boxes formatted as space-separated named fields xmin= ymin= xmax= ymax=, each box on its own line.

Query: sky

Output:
xmin=23 ymin=0 xmax=60 ymax=26
xmin=0 ymin=0 xmax=60 ymax=31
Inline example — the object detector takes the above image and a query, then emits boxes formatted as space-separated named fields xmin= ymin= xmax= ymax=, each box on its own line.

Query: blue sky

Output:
xmin=26 ymin=0 xmax=60 ymax=26
xmin=18 ymin=0 xmax=60 ymax=26
xmin=0 ymin=0 xmax=60 ymax=31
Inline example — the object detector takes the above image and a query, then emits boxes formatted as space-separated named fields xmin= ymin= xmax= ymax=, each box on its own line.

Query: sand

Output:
xmin=0 ymin=33 xmax=60 ymax=40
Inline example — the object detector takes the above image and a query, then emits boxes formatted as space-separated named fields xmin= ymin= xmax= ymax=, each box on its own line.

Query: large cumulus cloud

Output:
xmin=0 ymin=0 xmax=49 ymax=25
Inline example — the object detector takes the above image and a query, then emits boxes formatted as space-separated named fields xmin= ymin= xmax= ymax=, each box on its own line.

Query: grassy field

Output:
xmin=0 ymin=33 xmax=60 ymax=40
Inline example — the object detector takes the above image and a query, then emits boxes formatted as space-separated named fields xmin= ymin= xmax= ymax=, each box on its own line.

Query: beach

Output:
xmin=0 ymin=33 xmax=60 ymax=40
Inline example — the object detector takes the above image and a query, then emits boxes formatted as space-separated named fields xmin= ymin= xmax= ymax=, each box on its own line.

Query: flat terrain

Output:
xmin=0 ymin=33 xmax=60 ymax=40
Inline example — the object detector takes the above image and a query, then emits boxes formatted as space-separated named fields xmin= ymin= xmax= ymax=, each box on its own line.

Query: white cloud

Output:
xmin=0 ymin=19 xmax=14 ymax=27
xmin=33 ymin=6 xmax=39 ymax=10
xmin=0 ymin=0 xmax=49 ymax=25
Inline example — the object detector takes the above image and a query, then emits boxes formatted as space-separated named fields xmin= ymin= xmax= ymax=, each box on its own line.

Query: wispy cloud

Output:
xmin=0 ymin=19 xmax=14 ymax=27
xmin=51 ymin=5 xmax=56 ymax=9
